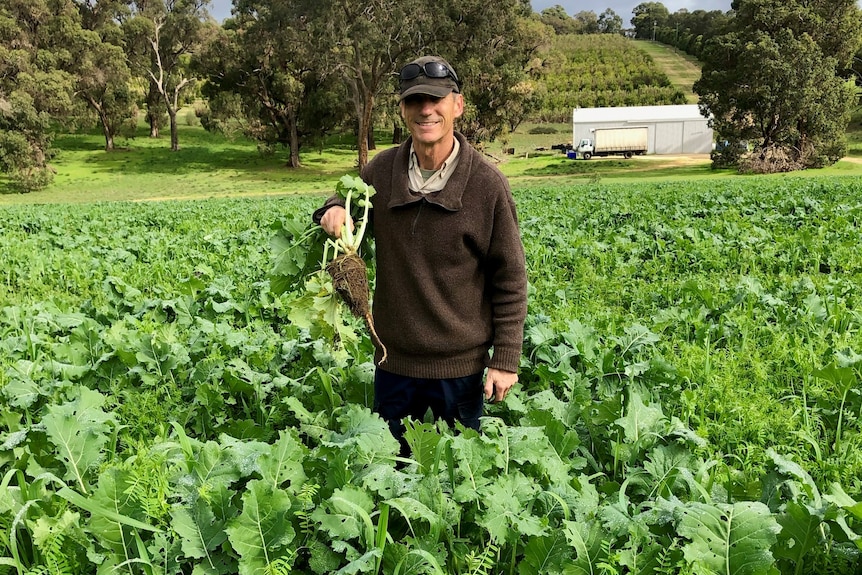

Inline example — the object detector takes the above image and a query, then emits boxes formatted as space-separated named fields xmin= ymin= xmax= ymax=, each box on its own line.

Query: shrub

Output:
xmin=528 ymin=125 xmax=559 ymax=134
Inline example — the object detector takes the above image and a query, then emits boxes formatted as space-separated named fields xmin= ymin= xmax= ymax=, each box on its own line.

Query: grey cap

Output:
xmin=399 ymin=56 xmax=460 ymax=101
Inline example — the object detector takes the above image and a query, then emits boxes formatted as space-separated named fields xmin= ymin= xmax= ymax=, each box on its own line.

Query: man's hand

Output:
xmin=319 ymin=206 xmax=354 ymax=238
xmin=485 ymin=368 xmax=517 ymax=403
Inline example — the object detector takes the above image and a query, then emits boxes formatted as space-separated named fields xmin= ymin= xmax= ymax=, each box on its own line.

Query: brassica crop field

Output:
xmin=0 ymin=176 xmax=860 ymax=575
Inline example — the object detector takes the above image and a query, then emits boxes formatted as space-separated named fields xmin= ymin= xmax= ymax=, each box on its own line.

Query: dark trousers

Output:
xmin=373 ymin=368 xmax=484 ymax=458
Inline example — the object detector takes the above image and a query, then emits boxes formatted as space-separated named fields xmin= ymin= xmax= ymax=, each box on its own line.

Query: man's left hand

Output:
xmin=485 ymin=368 xmax=517 ymax=403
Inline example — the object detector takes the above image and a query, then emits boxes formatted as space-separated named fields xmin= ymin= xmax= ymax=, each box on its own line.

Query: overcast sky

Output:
xmin=206 ymin=1 xmax=735 ymax=24
xmin=531 ymin=1 xmax=733 ymax=22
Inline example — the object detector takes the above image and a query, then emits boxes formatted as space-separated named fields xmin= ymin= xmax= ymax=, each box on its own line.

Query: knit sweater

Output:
xmin=315 ymin=132 xmax=527 ymax=378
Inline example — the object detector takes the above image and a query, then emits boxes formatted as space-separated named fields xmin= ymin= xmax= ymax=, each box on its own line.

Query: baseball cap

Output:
xmin=398 ymin=56 xmax=461 ymax=101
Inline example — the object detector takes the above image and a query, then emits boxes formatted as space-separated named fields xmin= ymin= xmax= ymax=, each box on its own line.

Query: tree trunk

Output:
xmin=392 ymin=122 xmax=403 ymax=145
xmin=367 ymin=126 xmax=376 ymax=151
xmin=287 ymin=111 xmax=301 ymax=168
xmin=356 ymin=90 xmax=374 ymax=169
xmin=147 ymin=81 xmax=161 ymax=138
xmin=168 ymin=109 xmax=179 ymax=151
xmin=99 ymin=113 xmax=115 ymax=151
xmin=149 ymin=117 xmax=159 ymax=138
xmin=87 ymin=97 xmax=115 ymax=151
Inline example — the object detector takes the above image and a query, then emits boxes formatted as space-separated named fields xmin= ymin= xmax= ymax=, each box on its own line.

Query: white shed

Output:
xmin=572 ymin=104 xmax=713 ymax=155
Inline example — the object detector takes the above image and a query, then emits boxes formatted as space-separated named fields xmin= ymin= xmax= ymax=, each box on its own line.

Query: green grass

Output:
xmin=2 ymin=122 xmax=363 ymax=204
xmin=3 ymin=110 xmax=862 ymax=205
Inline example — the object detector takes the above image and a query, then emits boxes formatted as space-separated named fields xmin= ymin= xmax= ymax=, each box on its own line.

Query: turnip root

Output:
xmin=326 ymin=252 xmax=387 ymax=363
xmin=322 ymin=175 xmax=387 ymax=363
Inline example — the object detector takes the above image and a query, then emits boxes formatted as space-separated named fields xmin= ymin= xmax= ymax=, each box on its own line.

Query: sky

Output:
xmin=530 ymin=1 xmax=733 ymax=21
xmin=206 ymin=1 xmax=735 ymax=25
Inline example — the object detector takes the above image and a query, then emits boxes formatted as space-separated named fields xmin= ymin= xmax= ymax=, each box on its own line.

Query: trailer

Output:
xmin=575 ymin=127 xmax=648 ymax=159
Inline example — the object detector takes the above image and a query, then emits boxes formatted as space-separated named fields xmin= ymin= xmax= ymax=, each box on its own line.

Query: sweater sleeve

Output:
xmin=485 ymin=182 xmax=528 ymax=373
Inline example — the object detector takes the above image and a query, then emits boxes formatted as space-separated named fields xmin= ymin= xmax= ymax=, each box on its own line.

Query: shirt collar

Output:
xmin=388 ymin=132 xmax=471 ymax=212
xmin=407 ymin=138 xmax=461 ymax=194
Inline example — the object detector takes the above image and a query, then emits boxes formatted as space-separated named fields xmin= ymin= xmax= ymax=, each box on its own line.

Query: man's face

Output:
xmin=400 ymin=92 xmax=464 ymax=149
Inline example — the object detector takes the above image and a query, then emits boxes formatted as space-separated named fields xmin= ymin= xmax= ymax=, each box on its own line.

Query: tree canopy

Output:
xmin=695 ymin=0 xmax=862 ymax=172
xmin=0 ymin=0 xmax=79 ymax=190
xmin=3 ymin=0 xmax=862 ymax=190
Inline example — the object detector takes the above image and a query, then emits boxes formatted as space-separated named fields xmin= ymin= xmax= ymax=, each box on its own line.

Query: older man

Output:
xmin=314 ymin=56 xmax=527 ymax=451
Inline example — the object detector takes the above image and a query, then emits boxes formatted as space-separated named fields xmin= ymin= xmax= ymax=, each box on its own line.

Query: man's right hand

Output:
xmin=320 ymin=206 xmax=354 ymax=238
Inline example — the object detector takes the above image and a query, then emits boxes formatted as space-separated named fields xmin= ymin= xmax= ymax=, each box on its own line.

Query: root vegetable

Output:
xmin=326 ymin=252 xmax=387 ymax=363
xmin=319 ymin=175 xmax=386 ymax=364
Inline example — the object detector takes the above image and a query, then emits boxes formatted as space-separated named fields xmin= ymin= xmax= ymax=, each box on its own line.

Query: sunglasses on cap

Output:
xmin=399 ymin=61 xmax=460 ymax=85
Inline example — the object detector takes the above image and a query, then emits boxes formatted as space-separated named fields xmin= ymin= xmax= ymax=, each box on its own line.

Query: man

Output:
xmin=314 ymin=56 xmax=527 ymax=450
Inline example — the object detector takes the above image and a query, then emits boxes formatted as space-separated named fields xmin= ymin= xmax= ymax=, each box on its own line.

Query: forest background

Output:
xmin=2 ymin=0 xmax=862 ymax=194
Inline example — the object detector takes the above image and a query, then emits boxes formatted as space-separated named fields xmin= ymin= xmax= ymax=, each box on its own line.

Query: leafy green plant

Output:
xmin=1 ymin=179 xmax=862 ymax=574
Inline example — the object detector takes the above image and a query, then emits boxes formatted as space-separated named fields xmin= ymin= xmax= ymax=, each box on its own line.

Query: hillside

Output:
xmin=634 ymin=40 xmax=703 ymax=104
xmin=532 ymin=34 xmax=690 ymax=123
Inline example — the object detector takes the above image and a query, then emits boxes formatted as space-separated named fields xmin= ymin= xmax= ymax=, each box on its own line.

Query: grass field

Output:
xmin=3 ymin=116 xmax=862 ymax=205
xmin=2 ymin=38 xmax=860 ymax=204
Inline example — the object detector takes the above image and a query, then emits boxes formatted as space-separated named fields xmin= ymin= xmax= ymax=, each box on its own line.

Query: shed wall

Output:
xmin=572 ymin=105 xmax=713 ymax=155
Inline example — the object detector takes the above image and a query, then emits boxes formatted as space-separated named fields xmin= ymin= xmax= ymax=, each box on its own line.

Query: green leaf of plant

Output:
xmin=508 ymin=425 xmax=570 ymax=484
xmin=1 ymin=367 xmax=41 ymax=409
xmin=477 ymin=472 xmax=544 ymax=543
xmin=327 ymin=404 xmax=400 ymax=463
xmin=42 ymin=387 xmax=114 ymax=492
xmin=402 ymin=420 xmax=442 ymax=473
xmin=521 ymin=532 xmax=572 ymax=575
xmin=334 ymin=549 xmax=382 ymax=575
xmin=257 ymin=429 xmax=307 ymax=492
xmin=615 ymin=389 xmax=666 ymax=445
xmin=773 ymin=501 xmax=822 ymax=568
xmin=385 ymin=497 xmax=443 ymax=539
xmin=824 ymin=483 xmax=862 ymax=550
xmin=269 ymin=218 xmax=326 ymax=295
xmin=173 ymin=439 xmax=243 ymax=504
xmin=677 ymin=501 xmax=781 ymax=575
xmin=61 ymin=481 xmax=157 ymax=530
xmin=270 ymin=218 xmax=310 ymax=277
xmin=171 ymin=498 xmax=229 ymax=570
xmin=562 ymin=520 xmax=608 ymax=575
xmin=826 ymin=482 xmax=862 ymax=520
xmin=766 ymin=448 xmax=821 ymax=507
xmin=450 ymin=430 xmax=498 ymax=503
xmin=225 ymin=480 xmax=296 ymax=575
xmin=311 ymin=485 xmax=375 ymax=544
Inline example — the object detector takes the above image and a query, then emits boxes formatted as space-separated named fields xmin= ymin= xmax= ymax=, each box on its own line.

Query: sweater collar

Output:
xmin=388 ymin=132 xmax=472 ymax=212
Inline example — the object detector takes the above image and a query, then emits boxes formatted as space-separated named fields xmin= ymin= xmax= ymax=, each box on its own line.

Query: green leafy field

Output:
xmin=0 ymin=175 xmax=860 ymax=574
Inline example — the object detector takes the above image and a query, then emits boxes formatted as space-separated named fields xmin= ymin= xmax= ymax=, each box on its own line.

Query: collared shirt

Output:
xmin=407 ymin=138 xmax=461 ymax=194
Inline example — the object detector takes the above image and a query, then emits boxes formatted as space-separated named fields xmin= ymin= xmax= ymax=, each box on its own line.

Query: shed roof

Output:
xmin=572 ymin=104 xmax=708 ymax=123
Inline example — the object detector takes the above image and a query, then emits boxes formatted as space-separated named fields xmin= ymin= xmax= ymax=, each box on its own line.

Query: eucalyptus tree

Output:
xmin=695 ymin=0 xmax=862 ymax=172
xmin=308 ymin=0 xmax=437 ymax=169
xmin=71 ymin=0 xmax=138 ymax=151
xmin=430 ymin=0 xmax=541 ymax=145
xmin=540 ymin=5 xmax=579 ymax=35
xmin=573 ymin=11 xmax=599 ymax=34
xmin=631 ymin=2 xmax=669 ymax=39
xmin=73 ymin=37 xmax=137 ymax=150
xmin=598 ymin=9 xmax=623 ymax=35
xmin=195 ymin=0 xmax=345 ymax=168
xmin=124 ymin=0 xmax=211 ymax=151
xmin=0 ymin=0 xmax=78 ymax=190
